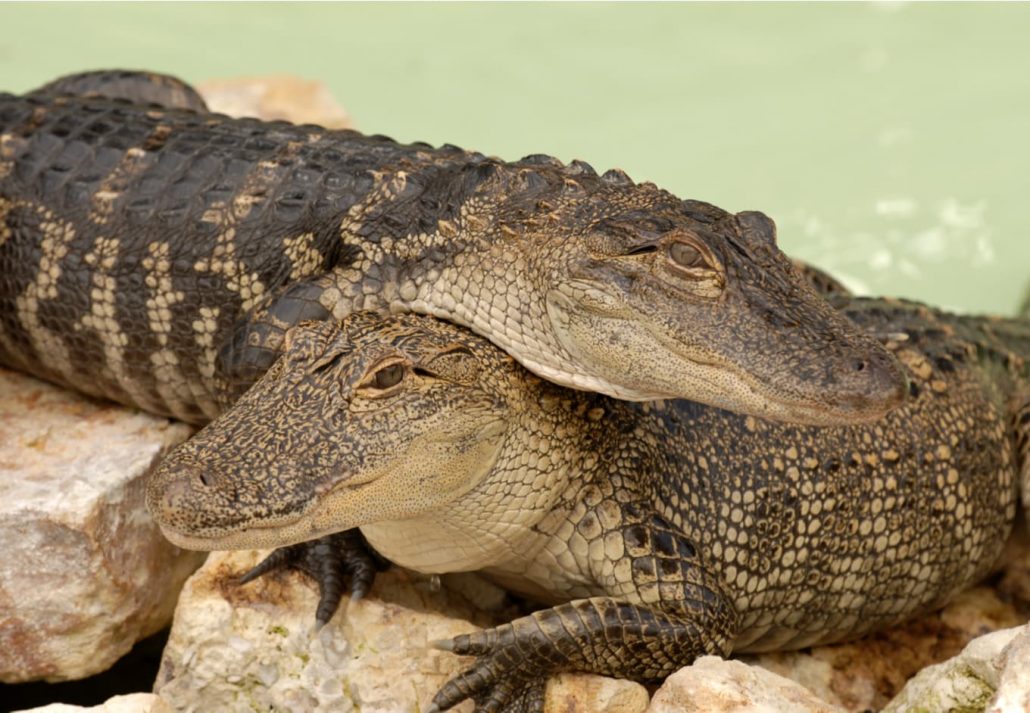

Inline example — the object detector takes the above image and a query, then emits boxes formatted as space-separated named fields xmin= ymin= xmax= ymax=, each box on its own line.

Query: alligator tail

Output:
xmin=29 ymin=69 xmax=208 ymax=113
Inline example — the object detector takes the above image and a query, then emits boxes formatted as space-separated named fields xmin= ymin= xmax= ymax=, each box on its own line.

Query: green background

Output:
xmin=1 ymin=2 xmax=1027 ymax=313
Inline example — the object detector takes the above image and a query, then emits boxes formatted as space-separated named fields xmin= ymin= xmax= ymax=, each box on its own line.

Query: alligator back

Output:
xmin=0 ymin=92 xmax=466 ymax=421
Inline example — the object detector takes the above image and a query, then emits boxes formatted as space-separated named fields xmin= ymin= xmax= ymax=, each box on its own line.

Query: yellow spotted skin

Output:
xmin=149 ymin=297 xmax=1030 ymax=713
xmin=1 ymin=71 xmax=908 ymax=428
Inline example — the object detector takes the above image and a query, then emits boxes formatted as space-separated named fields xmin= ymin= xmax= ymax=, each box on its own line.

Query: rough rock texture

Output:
xmin=647 ymin=656 xmax=842 ymax=713
xmin=880 ymin=624 xmax=1029 ymax=713
xmin=744 ymin=522 xmax=1030 ymax=712
xmin=0 ymin=368 xmax=203 ymax=682
xmin=992 ymin=623 xmax=1030 ymax=712
xmin=196 ymin=76 xmax=353 ymax=128
xmin=154 ymin=550 xmax=648 ymax=713
xmin=15 ymin=693 xmax=170 ymax=713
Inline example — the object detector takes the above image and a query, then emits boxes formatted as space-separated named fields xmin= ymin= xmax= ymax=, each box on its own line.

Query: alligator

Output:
xmin=0 ymin=70 xmax=906 ymax=428
xmin=148 ymin=299 xmax=1030 ymax=713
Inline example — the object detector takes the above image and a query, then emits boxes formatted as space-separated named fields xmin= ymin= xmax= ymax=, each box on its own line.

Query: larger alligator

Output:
xmin=149 ymin=299 xmax=1030 ymax=713
xmin=0 ymin=71 xmax=905 ymax=427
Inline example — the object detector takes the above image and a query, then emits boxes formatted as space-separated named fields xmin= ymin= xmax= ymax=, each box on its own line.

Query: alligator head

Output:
xmin=148 ymin=313 xmax=519 ymax=550
xmin=401 ymin=158 xmax=907 ymax=426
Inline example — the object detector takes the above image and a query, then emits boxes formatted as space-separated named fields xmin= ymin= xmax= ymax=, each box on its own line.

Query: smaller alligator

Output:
xmin=1 ymin=70 xmax=905 ymax=427
xmin=149 ymin=298 xmax=1030 ymax=713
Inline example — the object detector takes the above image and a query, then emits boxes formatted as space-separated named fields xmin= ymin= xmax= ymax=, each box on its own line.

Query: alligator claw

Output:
xmin=430 ymin=629 xmax=548 ymax=713
xmin=237 ymin=529 xmax=385 ymax=627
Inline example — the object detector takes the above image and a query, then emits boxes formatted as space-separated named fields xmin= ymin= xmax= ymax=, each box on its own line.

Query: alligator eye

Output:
xmin=669 ymin=241 xmax=707 ymax=269
xmin=372 ymin=363 xmax=405 ymax=389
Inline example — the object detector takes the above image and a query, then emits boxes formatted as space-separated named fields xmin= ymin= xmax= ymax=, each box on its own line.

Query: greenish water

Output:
xmin=1 ymin=2 xmax=1027 ymax=314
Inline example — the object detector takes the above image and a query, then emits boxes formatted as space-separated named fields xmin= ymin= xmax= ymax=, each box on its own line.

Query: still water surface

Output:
xmin=1 ymin=3 xmax=1027 ymax=314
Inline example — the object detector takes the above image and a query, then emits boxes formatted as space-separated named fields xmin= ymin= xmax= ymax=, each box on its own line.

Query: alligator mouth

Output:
xmin=648 ymin=326 xmax=905 ymax=425
xmin=157 ymin=472 xmax=374 ymax=551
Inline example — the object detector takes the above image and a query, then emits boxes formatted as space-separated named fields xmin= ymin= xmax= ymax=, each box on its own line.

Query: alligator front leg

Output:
xmin=431 ymin=508 xmax=738 ymax=712
xmin=429 ymin=593 xmax=735 ymax=713
xmin=239 ymin=529 xmax=388 ymax=627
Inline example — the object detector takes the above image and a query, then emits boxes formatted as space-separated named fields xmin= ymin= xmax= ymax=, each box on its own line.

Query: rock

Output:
xmin=0 ymin=368 xmax=204 ymax=682
xmin=992 ymin=624 xmax=1030 ymax=712
xmin=647 ymin=656 xmax=842 ymax=713
xmin=547 ymin=674 xmax=649 ymax=713
xmin=197 ymin=76 xmax=352 ymax=128
xmin=880 ymin=624 xmax=1027 ymax=712
xmin=14 ymin=693 xmax=170 ymax=713
xmin=154 ymin=550 xmax=646 ymax=713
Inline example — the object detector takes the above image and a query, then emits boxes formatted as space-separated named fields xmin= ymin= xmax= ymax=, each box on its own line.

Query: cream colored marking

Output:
xmin=193 ymin=227 xmax=267 ymax=311
xmin=144 ymin=241 xmax=216 ymax=419
xmin=14 ymin=206 xmax=77 ymax=378
xmin=76 ymin=236 xmax=150 ymax=407
xmin=192 ymin=306 xmax=222 ymax=381
xmin=0 ymin=196 xmax=12 ymax=247
xmin=0 ymin=129 xmax=18 ymax=181
xmin=88 ymin=147 xmax=150 ymax=224
xmin=190 ymin=148 xmax=312 ymax=311
xmin=282 ymin=232 xmax=323 ymax=280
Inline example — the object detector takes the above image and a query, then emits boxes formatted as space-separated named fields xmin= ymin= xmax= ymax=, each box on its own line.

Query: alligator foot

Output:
xmin=238 ymin=529 xmax=385 ymax=627
xmin=429 ymin=627 xmax=548 ymax=713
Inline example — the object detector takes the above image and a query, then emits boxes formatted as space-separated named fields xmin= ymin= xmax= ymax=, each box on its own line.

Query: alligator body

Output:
xmin=150 ymin=298 xmax=1030 ymax=712
xmin=0 ymin=71 xmax=906 ymax=428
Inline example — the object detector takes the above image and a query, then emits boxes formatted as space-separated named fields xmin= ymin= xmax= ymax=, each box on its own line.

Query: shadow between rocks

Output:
xmin=0 ymin=627 xmax=169 ymax=713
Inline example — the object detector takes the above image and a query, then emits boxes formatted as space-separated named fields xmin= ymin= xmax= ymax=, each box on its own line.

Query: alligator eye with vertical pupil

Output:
xmin=372 ymin=363 xmax=405 ymax=389
xmin=668 ymin=241 xmax=707 ymax=269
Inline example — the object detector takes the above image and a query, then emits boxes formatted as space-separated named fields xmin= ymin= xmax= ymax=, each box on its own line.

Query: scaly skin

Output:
xmin=0 ymin=71 xmax=906 ymax=427
xmin=148 ymin=298 xmax=1030 ymax=712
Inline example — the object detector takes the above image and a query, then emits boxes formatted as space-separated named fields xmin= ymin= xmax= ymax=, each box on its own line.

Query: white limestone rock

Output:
xmin=0 ymin=368 xmax=204 ymax=682
xmin=992 ymin=623 xmax=1030 ymax=712
xmin=646 ymin=656 xmax=842 ymax=713
xmin=155 ymin=550 xmax=648 ymax=713
xmin=14 ymin=693 xmax=170 ymax=713
xmin=880 ymin=624 xmax=1026 ymax=712
xmin=197 ymin=76 xmax=353 ymax=128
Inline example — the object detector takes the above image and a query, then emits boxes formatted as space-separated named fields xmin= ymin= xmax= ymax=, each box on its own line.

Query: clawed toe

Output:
xmin=235 ymin=529 xmax=385 ymax=627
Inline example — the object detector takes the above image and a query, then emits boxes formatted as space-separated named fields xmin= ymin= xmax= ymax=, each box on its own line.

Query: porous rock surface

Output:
xmin=0 ymin=367 xmax=203 ymax=682
xmin=16 ymin=693 xmax=169 ymax=713
xmin=647 ymin=656 xmax=842 ymax=713
xmin=880 ymin=623 xmax=1030 ymax=713
xmin=153 ymin=550 xmax=649 ymax=713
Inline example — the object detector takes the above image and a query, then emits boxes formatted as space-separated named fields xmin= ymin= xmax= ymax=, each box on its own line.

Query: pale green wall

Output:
xmin=1 ymin=2 xmax=1027 ymax=312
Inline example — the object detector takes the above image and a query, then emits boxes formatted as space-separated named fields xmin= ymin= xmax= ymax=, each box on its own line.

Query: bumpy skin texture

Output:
xmin=149 ymin=299 xmax=1030 ymax=712
xmin=0 ymin=72 xmax=907 ymax=427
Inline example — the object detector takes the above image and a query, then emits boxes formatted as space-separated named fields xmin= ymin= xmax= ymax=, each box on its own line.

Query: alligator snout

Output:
xmin=826 ymin=347 xmax=909 ymax=420
xmin=145 ymin=458 xmax=236 ymax=540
